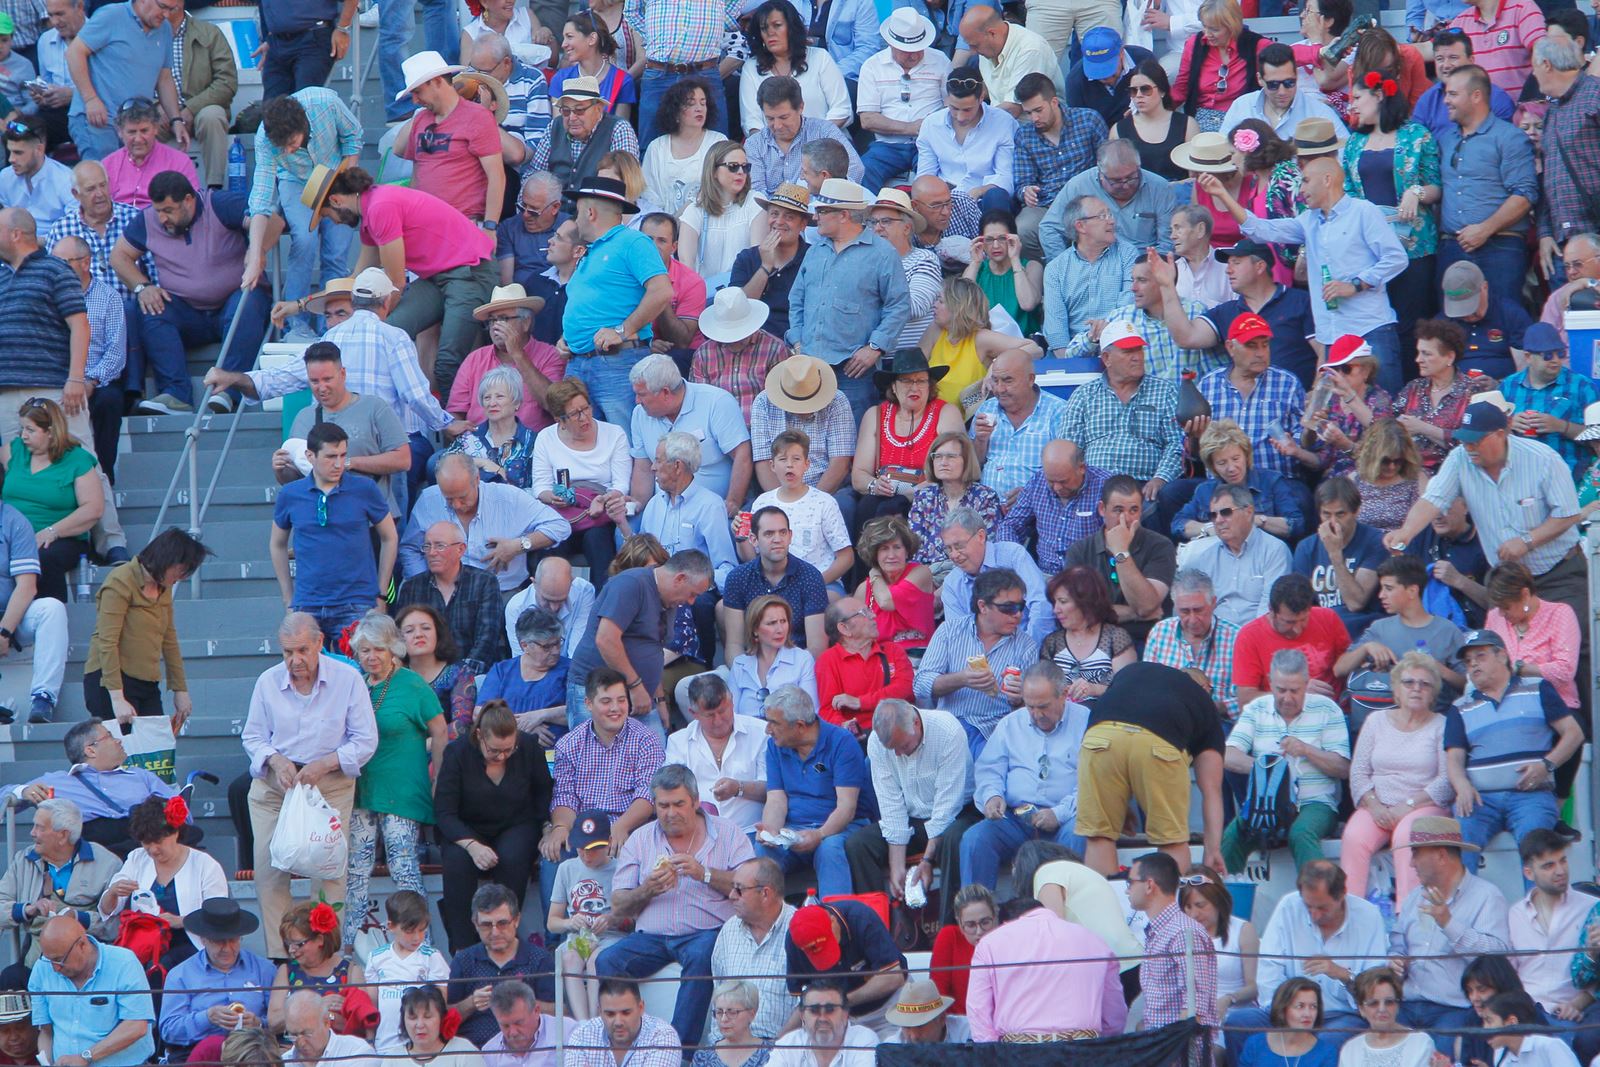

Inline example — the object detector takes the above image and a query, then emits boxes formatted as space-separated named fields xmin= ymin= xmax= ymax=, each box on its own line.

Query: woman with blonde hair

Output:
xmin=1172 ymin=0 xmax=1264 ymax=129
xmin=1351 ymin=419 xmax=1423 ymax=533
xmin=1171 ymin=419 xmax=1305 ymax=541
xmin=680 ymin=141 xmax=766 ymax=280
xmin=597 ymin=151 xmax=658 ymax=219
xmin=920 ymin=277 xmax=1040 ymax=408
xmin=907 ymin=431 xmax=1002 ymax=568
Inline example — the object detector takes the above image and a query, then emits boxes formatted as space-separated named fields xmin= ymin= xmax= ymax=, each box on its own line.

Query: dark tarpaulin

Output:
xmin=877 ymin=1020 xmax=1209 ymax=1067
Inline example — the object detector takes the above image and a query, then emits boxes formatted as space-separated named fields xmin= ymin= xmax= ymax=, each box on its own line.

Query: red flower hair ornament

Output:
xmin=163 ymin=796 xmax=188 ymax=829
xmin=308 ymin=902 xmax=340 ymax=935
xmin=440 ymin=1009 xmax=462 ymax=1041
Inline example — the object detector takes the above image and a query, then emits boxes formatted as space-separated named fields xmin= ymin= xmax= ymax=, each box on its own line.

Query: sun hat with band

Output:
xmin=812 ymin=178 xmax=872 ymax=211
xmin=556 ymin=75 xmax=606 ymax=105
xmin=1577 ymin=399 xmax=1600 ymax=443
xmin=872 ymin=187 xmax=928 ymax=234
xmin=473 ymin=283 xmax=546 ymax=321
xmin=1402 ymin=815 xmax=1481 ymax=851
xmin=565 ymin=174 xmax=640 ymax=214
xmin=1227 ymin=312 xmax=1273 ymax=343
xmin=300 ymin=159 xmax=352 ymax=231
xmin=790 ymin=904 xmax=842 ymax=970
xmin=1291 ymin=116 xmax=1342 ymax=156
xmin=396 ymin=50 xmax=463 ymax=100
xmin=885 ymin=979 xmax=956 ymax=1029
xmin=454 ymin=69 xmax=510 ymax=123
xmin=1170 ymin=131 xmax=1237 ymax=174
xmin=755 ymin=182 xmax=814 ymax=217
xmin=765 ymin=355 xmax=839 ymax=415
xmin=879 ymin=7 xmax=937 ymax=51
xmin=700 ymin=287 xmax=771 ymax=344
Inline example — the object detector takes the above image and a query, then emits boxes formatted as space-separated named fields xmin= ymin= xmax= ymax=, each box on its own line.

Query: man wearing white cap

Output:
xmin=857 ymin=9 xmax=951 ymax=193
xmin=394 ymin=49 xmax=504 ymax=226
xmin=691 ymin=288 xmax=790 ymax=420
xmin=530 ymin=76 xmax=641 ymax=193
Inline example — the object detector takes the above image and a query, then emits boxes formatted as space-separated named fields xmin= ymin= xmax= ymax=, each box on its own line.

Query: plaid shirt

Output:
xmin=1014 ymin=107 xmax=1107 ymax=205
xmin=1063 ymin=300 xmax=1225 ymax=381
xmin=972 ymin=389 xmax=1072 ymax=498
xmin=567 ymin=1014 xmax=681 ymax=1067
xmin=1144 ymin=615 xmax=1242 ymax=720
xmin=1060 ymin=374 xmax=1185 ymax=483
xmin=1042 ymin=239 xmax=1138 ymax=351
xmin=394 ymin=564 xmax=509 ymax=668
xmin=45 ymin=203 xmax=155 ymax=298
xmin=624 ymin=0 xmax=736 ymax=65
xmin=0 ymin=0 xmax=47 ymax=47
xmin=1499 ymin=368 xmax=1600 ymax=476
xmin=250 ymin=310 xmax=454 ymax=435
xmin=529 ymin=119 xmax=641 ymax=174
xmin=248 ymin=86 xmax=364 ymax=217
xmin=749 ymin=392 xmax=856 ymax=487
xmin=712 ymin=905 xmax=796 ymax=1041
xmin=689 ymin=330 xmax=791 ymax=421
xmin=996 ymin=464 xmax=1111 ymax=574
xmin=550 ymin=717 xmax=665 ymax=814
xmin=169 ymin=15 xmax=187 ymax=97
xmin=1142 ymin=902 xmax=1220 ymax=1032
xmin=1541 ymin=73 xmax=1600 ymax=242
xmin=613 ymin=813 xmax=753 ymax=936
xmin=83 ymin=277 xmax=126 ymax=385
xmin=1197 ymin=366 xmax=1306 ymax=477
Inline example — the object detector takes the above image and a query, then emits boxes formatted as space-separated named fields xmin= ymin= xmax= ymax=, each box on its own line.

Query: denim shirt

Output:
xmin=1436 ymin=113 xmax=1538 ymax=237
xmin=787 ymin=227 xmax=912 ymax=363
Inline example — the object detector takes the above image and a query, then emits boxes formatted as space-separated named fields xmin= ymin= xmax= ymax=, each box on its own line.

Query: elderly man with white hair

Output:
xmin=627 ymin=354 xmax=752 ymax=515
xmin=284 ymin=989 xmax=379 ymax=1067
xmin=240 ymin=613 xmax=377 ymax=958
xmin=1143 ymin=569 xmax=1241 ymax=722
xmin=499 ymin=170 xmax=570 ymax=296
xmin=0 ymin=798 xmax=119 ymax=978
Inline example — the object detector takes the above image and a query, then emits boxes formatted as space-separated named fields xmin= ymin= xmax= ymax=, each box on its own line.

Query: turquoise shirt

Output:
xmin=29 ymin=938 xmax=156 ymax=1066
xmin=563 ymin=224 xmax=668 ymax=354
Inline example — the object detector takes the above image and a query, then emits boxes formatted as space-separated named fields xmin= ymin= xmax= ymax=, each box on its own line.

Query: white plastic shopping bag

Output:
xmin=121 ymin=716 xmax=177 ymax=784
xmin=268 ymin=784 xmax=348 ymax=880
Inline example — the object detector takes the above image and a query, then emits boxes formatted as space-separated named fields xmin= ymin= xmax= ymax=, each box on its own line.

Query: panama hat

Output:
xmin=556 ymin=75 xmax=606 ymax=104
xmin=879 ymin=7 xmax=937 ymax=50
xmin=455 ymin=69 xmax=510 ymax=123
xmin=303 ymin=277 xmax=356 ymax=316
xmin=885 ymin=979 xmax=956 ymax=1028
xmin=873 ymin=187 xmax=928 ymax=235
xmin=812 ymin=178 xmax=872 ymax=211
xmin=1170 ymin=131 xmax=1237 ymax=173
xmin=754 ymin=182 xmax=813 ymax=218
xmin=700 ymin=287 xmax=771 ymax=344
xmin=1401 ymin=815 xmax=1480 ymax=851
xmin=1576 ymin=400 xmax=1600 ymax=442
xmin=300 ymin=159 xmax=351 ymax=232
xmin=473 ymin=283 xmax=546 ymax=320
xmin=1292 ymin=116 xmax=1342 ymax=156
xmin=396 ymin=50 xmax=463 ymax=100
xmin=765 ymin=355 xmax=839 ymax=415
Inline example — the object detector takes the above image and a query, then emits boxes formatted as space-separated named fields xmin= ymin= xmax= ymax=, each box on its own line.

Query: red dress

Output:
xmin=931 ymin=923 xmax=977 ymax=1014
xmin=876 ymin=399 xmax=947 ymax=479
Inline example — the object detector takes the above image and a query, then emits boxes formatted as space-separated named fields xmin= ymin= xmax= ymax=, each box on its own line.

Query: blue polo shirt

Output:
xmin=1201 ymin=285 xmax=1321 ymax=389
xmin=765 ymin=719 xmax=878 ymax=828
xmin=30 ymin=939 xmax=155 ymax=1067
xmin=69 ymin=2 xmax=171 ymax=118
xmin=1444 ymin=676 xmax=1570 ymax=771
xmin=722 ymin=556 xmax=829 ymax=648
xmin=562 ymin=224 xmax=667 ymax=355
xmin=1451 ymin=297 xmax=1531 ymax=379
xmin=272 ymin=474 xmax=390 ymax=610
xmin=630 ymin=383 xmax=751 ymax=502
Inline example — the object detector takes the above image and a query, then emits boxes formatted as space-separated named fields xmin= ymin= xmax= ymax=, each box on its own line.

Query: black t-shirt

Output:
xmin=1086 ymin=662 xmax=1227 ymax=758
xmin=729 ymin=242 xmax=809 ymax=341
xmin=784 ymin=900 xmax=907 ymax=1014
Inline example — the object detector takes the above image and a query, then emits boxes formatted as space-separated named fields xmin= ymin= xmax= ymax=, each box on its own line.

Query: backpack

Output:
xmin=1239 ymin=754 xmax=1298 ymax=846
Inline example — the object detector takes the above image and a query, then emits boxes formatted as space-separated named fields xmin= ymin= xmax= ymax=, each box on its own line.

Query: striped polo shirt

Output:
xmin=1443 ymin=676 xmax=1570 ymax=769
xmin=0 ymin=248 xmax=87 ymax=389
xmin=1447 ymin=0 xmax=1546 ymax=96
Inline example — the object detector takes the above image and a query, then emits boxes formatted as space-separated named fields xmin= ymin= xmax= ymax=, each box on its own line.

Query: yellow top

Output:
xmin=83 ymin=560 xmax=186 ymax=693
xmin=929 ymin=331 xmax=983 ymax=407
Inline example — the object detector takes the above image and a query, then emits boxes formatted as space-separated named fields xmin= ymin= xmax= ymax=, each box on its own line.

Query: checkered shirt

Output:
xmin=1197 ymin=365 xmax=1306 ymax=477
xmin=749 ymin=392 xmax=856 ymax=487
xmin=169 ymin=16 xmax=186 ymax=97
xmin=1059 ymin=374 xmax=1185 ymax=483
xmin=83 ymin=277 xmax=126 ymax=385
xmin=994 ymin=464 xmax=1111 ymax=574
xmin=1014 ymin=107 xmax=1108 ymax=205
xmin=1143 ymin=615 xmax=1242 ymax=720
xmin=1063 ymin=300 xmax=1226 ymax=381
xmin=1541 ymin=74 xmax=1600 ymax=243
xmin=45 ymin=203 xmax=155 ymax=298
xmin=1142 ymin=902 xmax=1220 ymax=1031
xmin=624 ymin=0 xmax=737 ymax=65
xmin=550 ymin=717 xmax=665 ymax=815
xmin=529 ymin=119 xmax=641 ymax=174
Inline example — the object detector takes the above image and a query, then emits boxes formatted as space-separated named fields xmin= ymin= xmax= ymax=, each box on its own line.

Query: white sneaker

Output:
xmin=358 ymin=1 xmax=379 ymax=28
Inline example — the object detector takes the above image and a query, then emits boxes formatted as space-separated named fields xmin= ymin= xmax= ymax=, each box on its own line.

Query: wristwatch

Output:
xmin=1542 ymin=757 xmax=1557 ymax=775
xmin=702 ymin=866 xmax=713 ymax=885
xmin=482 ymin=219 xmax=498 ymax=231
xmin=133 ymin=282 xmax=148 ymax=295
xmin=519 ymin=536 xmax=532 ymax=551
xmin=1111 ymin=551 xmax=1130 ymax=565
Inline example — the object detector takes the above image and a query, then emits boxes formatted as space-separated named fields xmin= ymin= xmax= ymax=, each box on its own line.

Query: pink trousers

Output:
xmin=1339 ymin=804 xmax=1450 ymax=902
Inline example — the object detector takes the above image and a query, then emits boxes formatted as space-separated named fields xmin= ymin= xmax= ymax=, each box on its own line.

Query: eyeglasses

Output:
xmin=931 ymin=451 xmax=964 ymax=462
xmin=41 ymin=936 xmax=84 ymax=968
xmin=474 ymin=917 xmax=517 ymax=931
xmin=520 ymin=199 xmax=555 ymax=216
xmin=486 ymin=313 xmax=524 ymax=326
xmin=480 ymin=740 xmax=516 ymax=759
xmin=1099 ymin=171 xmax=1141 ymax=188
xmin=844 ymin=607 xmax=873 ymax=623
xmin=422 ymin=541 xmax=464 ymax=553
xmin=1564 ymin=253 xmax=1596 ymax=274
xmin=284 ymin=937 xmax=314 ymax=954
xmin=1398 ymin=677 xmax=1435 ymax=689
xmin=958 ymin=914 xmax=996 ymax=933
xmin=728 ymin=882 xmax=767 ymax=897
xmin=868 ymin=215 xmax=905 ymax=228
xmin=1081 ymin=211 xmax=1114 ymax=223
xmin=1129 ymin=83 xmax=1158 ymax=95
xmin=719 ymin=161 xmax=753 ymax=173
xmin=985 ymin=600 xmax=1024 ymax=615
xmin=802 ymin=1003 xmax=847 ymax=1015
xmin=899 ymin=72 xmax=911 ymax=103
xmin=1209 ymin=507 xmax=1238 ymax=519
xmin=1263 ymin=78 xmax=1296 ymax=90
xmin=712 ymin=1006 xmax=753 ymax=1018
xmin=558 ymin=405 xmax=593 ymax=422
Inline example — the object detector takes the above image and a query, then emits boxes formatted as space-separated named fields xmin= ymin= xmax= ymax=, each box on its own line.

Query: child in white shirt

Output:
xmin=366 ymin=890 xmax=451 ymax=1051
xmin=546 ymin=810 xmax=625 ymax=1020
xmin=747 ymin=431 xmax=852 ymax=592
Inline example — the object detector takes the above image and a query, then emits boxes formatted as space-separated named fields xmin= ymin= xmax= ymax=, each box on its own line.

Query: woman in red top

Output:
xmin=855 ymin=516 xmax=936 ymax=652
xmin=930 ymin=884 xmax=998 ymax=1014
xmin=850 ymin=349 xmax=965 ymax=530
xmin=1172 ymin=0 xmax=1265 ymax=131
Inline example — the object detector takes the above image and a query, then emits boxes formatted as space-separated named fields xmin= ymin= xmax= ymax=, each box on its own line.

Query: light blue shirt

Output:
xmin=939 ymin=540 xmax=1053 ymax=641
xmin=972 ymin=702 xmax=1092 ymax=824
xmin=0 ymin=157 xmax=74 ymax=229
xmin=1041 ymin=169 xmax=1176 ymax=259
xmin=70 ymin=2 xmax=172 ymax=117
xmin=159 ymin=947 xmax=276 ymax=1047
xmin=914 ymin=103 xmax=1018 ymax=194
xmin=634 ymin=480 xmax=739 ymax=587
xmin=787 ymin=226 xmax=911 ymax=363
xmin=1407 ymin=0 xmax=1469 ymax=31
xmin=729 ymin=645 xmax=819 ymax=717
xmin=1257 ymin=891 xmax=1389 ymax=1014
xmin=564 ymin=224 xmax=669 ymax=355
xmin=1182 ymin=528 xmax=1293 ymax=629
xmin=1242 ymin=195 xmax=1408 ymax=343
xmin=400 ymin=482 xmax=572 ymax=591
xmin=30 ymin=939 xmax=156 ymax=1067
xmin=504 ymin=575 xmax=596 ymax=657
xmin=1219 ymin=89 xmax=1349 ymax=140
xmin=973 ymin=389 xmax=1071 ymax=498
xmin=630 ymin=383 xmax=751 ymax=502
xmin=824 ymin=0 xmax=883 ymax=79
xmin=1041 ymin=239 xmax=1139 ymax=352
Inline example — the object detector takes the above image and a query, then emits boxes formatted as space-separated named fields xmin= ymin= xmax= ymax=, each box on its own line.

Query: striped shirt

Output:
xmin=1420 ymin=433 xmax=1580 ymax=574
xmin=83 ymin=277 xmax=126 ymax=385
xmin=1444 ymin=676 xmax=1570 ymax=769
xmin=0 ymin=248 xmax=87 ymax=389
xmin=550 ymin=718 xmax=665 ymax=815
xmin=1042 ymin=239 xmax=1139 ymax=351
xmin=612 ymin=813 xmax=754 ymax=936
xmin=711 ymin=905 xmax=796 ymax=1041
xmin=912 ymin=616 xmax=1041 ymax=738
xmin=1198 ymin=366 xmax=1307 ymax=477
xmin=1226 ymin=692 xmax=1350 ymax=806
xmin=248 ymin=86 xmax=364 ymax=217
xmin=44 ymin=202 xmax=154 ymax=298
xmin=1063 ymin=299 xmax=1225 ymax=381
xmin=0 ymin=0 xmax=45 ymax=46
xmin=897 ymin=245 xmax=944 ymax=349
xmin=1143 ymin=615 xmax=1242 ymax=720
xmin=502 ymin=58 xmax=553 ymax=155
xmin=972 ymin=389 xmax=1073 ymax=498
xmin=624 ymin=0 xmax=736 ymax=65
xmin=249 ymin=310 xmax=453 ymax=435
xmin=1446 ymin=0 xmax=1546 ymax=96
xmin=1060 ymin=373 xmax=1186 ymax=483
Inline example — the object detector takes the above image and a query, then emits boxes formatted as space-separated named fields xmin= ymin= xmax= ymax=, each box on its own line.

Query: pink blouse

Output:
xmin=1174 ymin=39 xmax=1250 ymax=113
xmin=1487 ymin=600 xmax=1582 ymax=709
xmin=1349 ymin=709 xmax=1452 ymax=808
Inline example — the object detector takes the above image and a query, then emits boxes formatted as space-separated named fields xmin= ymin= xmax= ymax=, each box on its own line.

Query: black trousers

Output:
xmin=440 ymin=820 xmax=541 ymax=955
xmin=38 ymin=537 xmax=85 ymax=601
xmin=228 ymin=771 xmax=254 ymax=869
xmin=83 ymin=670 xmax=164 ymax=721
xmin=89 ymin=381 xmax=125 ymax=485
xmin=843 ymin=805 xmax=982 ymax=927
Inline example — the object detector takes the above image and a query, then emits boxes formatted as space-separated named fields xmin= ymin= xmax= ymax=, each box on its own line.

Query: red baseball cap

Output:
xmin=1323 ymin=334 xmax=1372 ymax=368
xmin=790 ymin=905 xmax=841 ymax=970
xmin=1228 ymin=313 xmax=1272 ymax=343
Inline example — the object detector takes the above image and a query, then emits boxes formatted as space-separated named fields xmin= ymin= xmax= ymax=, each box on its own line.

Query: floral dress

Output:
xmin=429 ymin=660 xmax=483 ymax=739
xmin=1309 ymin=385 xmax=1391 ymax=479
xmin=908 ymin=482 xmax=1003 ymax=565
xmin=444 ymin=422 xmax=537 ymax=490
xmin=1355 ymin=477 xmax=1420 ymax=532
xmin=1389 ymin=372 xmax=1500 ymax=472
xmin=1341 ymin=121 xmax=1441 ymax=260
xmin=1247 ymin=160 xmax=1306 ymax=285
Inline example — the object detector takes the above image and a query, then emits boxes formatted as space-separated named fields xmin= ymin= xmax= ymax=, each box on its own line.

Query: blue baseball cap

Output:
xmin=1081 ymin=27 xmax=1123 ymax=81
xmin=1522 ymin=321 xmax=1565 ymax=356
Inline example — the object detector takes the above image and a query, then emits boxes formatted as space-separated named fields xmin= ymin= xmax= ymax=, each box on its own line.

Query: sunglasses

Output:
xmin=1130 ymin=83 xmax=1158 ymax=95
xmin=1263 ymin=78 xmax=1296 ymax=90
xmin=985 ymin=600 xmax=1025 ymax=615
xmin=117 ymin=95 xmax=155 ymax=115
xmin=1209 ymin=507 xmax=1239 ymax=519
xmin=719 ymin=161 xmax=752 ymax=173
xmin=899 ymin=72 xmax=911 ymax=103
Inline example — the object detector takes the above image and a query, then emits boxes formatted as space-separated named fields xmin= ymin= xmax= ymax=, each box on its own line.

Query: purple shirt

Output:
xmin=550 ymin=718 xmax=664 ymax=815
xmin=241 ymin=655 xmax=379 ymax=779
xmin=613 ymin=813 xmax=754 ymax=936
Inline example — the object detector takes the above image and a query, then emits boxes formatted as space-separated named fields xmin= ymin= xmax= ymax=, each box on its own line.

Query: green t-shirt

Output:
xmin=3 ymin=439 xmax=96 ymax=537
xmin=356 ymin=667 xmax=443 ymax=823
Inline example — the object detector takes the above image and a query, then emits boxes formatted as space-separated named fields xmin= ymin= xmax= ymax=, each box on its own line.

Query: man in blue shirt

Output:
xmin=758 ymin=685 xmax=878 ymax=897
xmin=1412 ymin=31 xmax=1516 ymax=142
xmin=721 ymin=506 xmax=829 ymax=655
xmin=627 ymin=354 xmax=752 ymax=513
xmin=939 ymin=507 xmax=1053 ymax=640
xmin=1498 ymin=322 xmax=1600 ymax=478
xmin=15 ymin=721 xmax=176 ymax=857
xmin=29 ymin=914 xmax=155 ymax=1066
xmin=1441 ymin=259 xmax=1532 ymax=378
xmin=269 ymin=422 xmax=398 ymax=648
xmin=1293 ymin=477 xmax=1389 ymax=643
xmin=159 ymin=900 xmax=274 ymax=1056
xmin=65 ymin=0 xmax=184 ymax=161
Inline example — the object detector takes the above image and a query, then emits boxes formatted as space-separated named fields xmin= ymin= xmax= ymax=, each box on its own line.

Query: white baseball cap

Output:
xmin=1100 ymin=320 xmax=1146 ymax=350
xmin=351 ymin=266 xmax=398 ymax=300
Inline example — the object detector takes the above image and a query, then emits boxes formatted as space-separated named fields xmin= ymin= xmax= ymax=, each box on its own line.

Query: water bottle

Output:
xmin=1322 ymin=265 xmax=1340 ymax=309
xmin=1301 ymin=374 xmax=1334 ymax=449
xmin=226 ymin=137 xmax=246 ymax=194
xmin=803 ymin=887 xmax=819 ymax=909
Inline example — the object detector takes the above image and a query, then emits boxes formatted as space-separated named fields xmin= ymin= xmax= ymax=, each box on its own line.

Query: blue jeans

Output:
xmin=134 ymin=287 xmax=272 ymax=404
xmin=380 ymin=0 xmax=460 ymax=122
xmin=1459 ymin=789 xmax=1558 ymax=874
xmin=860 ymin=141 xmax=917 ymax=193
xmin=278 ymin=175 xmax=356 ymax=336
xmin=959 ymin=810 xmax=1085 ymax=891
xmin=638 ymin=68 xmax=728 ymax=149
xmin=1398 ymin=1000 xmax=1476 ymax=1054
xmin=596 ymin=928 xmax=720 ymax=1047
xmin=1437 ymin=235 xmax=1528 ymax=309
xmin=303 ymin=603 xmax=371 ymax=649
xmin=564 ymin=678 xmax=666 ymax=740
xmin=262 ymin=25 xmax=335 ymax=99
xmin=831 ymin=361 xmax=882 ymax=426
xmin=958 ymin=717 xmax=987 ymax=764
xmin=1363 ymin=322 xmax=1403 ymax=396
xmin=568 ymin=347 xmax=650 ymax=446
xmin=68 ymin=112 xmax=120 ymax=161
xmin=755 ymin=816 xmax=872 ymax=897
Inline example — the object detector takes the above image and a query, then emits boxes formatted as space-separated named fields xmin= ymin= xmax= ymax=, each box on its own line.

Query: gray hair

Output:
xmin=941 ymin=506 xmax=987 ymax=536
xmin=661 ymin=549 xmax=714 ymax=583
xmin=514 ymin=607 xmax=563 ymax=648
xmin=278 ymin=611 xmax=322 ymax=644
xmin=471 ymin=30 xmax=513 ymax=65
xmin=658 ymin=431 xmax=703 ymax=474
xmin=479 ymin=365 xmax=525 ymax=409
xmin=285 ymin=989 xmax=328 ymax=1025
xmin=1170 ymin=568 xmax=1216 ymax=598
xmin=435 ymin=451 xmax=477 ymax=483
xmin=352 ymin=293 xmax=386 ymax=312
xmin=1061 ymin=196 xmax=1103 ymax=242
xmin=490 ymin=980 xmax=537 ymax=1015
xmin=522 ymin=170 xmax=564 ymax=203
xmin=64 ymin=720 xmax=104 ymax=764
xmin=628 ymin=352 xmax=685 ymax=394
xmin=712 ymin=980 xmax=761 ymax=1013
xmin=1173 ymin=203 xmax=1213 ymax=235
xmin=1269 ymin=648 xmax=1310 ymax=679
xmin=871 ymin=699 xmax=920 ymax=746
xmin=1566 ymin=232 xmax=1600 ymax=257
xmin=115 ymin=97 xmax=161 ymax=128
xmin=765 ymin=683 xmax=817 ymax=724
xmin=1096 ymin=138 xmax=1139 ymax=171
xmin=1214 ymin=483 xmax=1254 ymax=510
xmin=1535 ymin=34 xmax=1584 ymax=71
xmin=651 ymin=763 xmax=700 ymax=798
xmin=686 ymin=672 xmax=731 ymax=710
xmin=36 ymin=798 xmax=82 ymax=843
xmin=799 ymin=138 xmax=849 ymax=180
xmin=1023 ymin=659 xmax=1068 ymax=695
xmin=349 ymin=611 xmax=407 ymax=658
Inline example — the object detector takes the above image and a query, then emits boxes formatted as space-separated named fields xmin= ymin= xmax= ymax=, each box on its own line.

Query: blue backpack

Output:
xmin=1239 ymin=754 xmax=1298 ymax=845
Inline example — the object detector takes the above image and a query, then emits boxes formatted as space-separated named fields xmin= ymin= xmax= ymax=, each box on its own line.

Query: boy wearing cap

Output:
xmin=548 ymin=810 xmax=623 ymax=1020
xmin=1497 ymin=321 xmax=1600 ymax=477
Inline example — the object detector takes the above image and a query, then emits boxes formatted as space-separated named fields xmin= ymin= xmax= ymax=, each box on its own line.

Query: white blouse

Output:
xmin=464 ymin=10 xmax=551 ymax=68
xmin=664 ymin=712 xmax=769 ymax=832
xmin=739 ymin=47 xmax=852 ymax=133
xmin=642 ymin=129 xmax=729 ymax=217
xmin=100 ymin=845 xmax=230 ymax=950
xmin=682 ymin=196 xmax=764 ymax=279
xmin=529 ymin=421 xmax=632 ymax=497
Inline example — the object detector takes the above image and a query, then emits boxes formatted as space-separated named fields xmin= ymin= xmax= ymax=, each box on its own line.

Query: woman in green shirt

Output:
xmin=961 ymin=209 xmax=1044 ymax=336
xmin=345 ymin=611 xmax=448 ymax=955
xmin=0 ymin=398 xmax=104 ymax=601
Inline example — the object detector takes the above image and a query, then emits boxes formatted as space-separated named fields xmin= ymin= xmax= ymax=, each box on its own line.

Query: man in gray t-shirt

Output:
xmin=275 ymin=345 xmax=410 ymax=516
xmin=1334 ymin=555 xmax=1467 ymax=699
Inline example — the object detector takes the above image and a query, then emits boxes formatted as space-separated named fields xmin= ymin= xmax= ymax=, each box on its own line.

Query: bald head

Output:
xmin=52 ymin=235 xmax=91 ymax=286
xmin=911 ymin=175 xmax=949 ymax=202
xmin=434 ymin=454 xmax=480 ymax=514
xmin=0 ymin=208 xmax=37 ymax=239
xmin=71 ymin=158 xmax=106 ymax=191
xmin=425 ymin=520 xmax=464 ymax=547
xmin=285 ymin=989 xmax=331 ymax=1049
xmin=535 ymin=555 xmax=574 ymax=597
xmin=990 ymin=350 xmax=1033 ymax=380
xmin=958 ymin=5 xmax=1007 ymax=54
xmin=38 ymin=914 xmax=88 ymax=977
xmin=1042 ymin=440 xmax=1087 ymax=500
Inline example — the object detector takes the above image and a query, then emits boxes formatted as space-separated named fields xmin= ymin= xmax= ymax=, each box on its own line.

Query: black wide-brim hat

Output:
xmin=872 ymin=347 xmax=950 ymax=393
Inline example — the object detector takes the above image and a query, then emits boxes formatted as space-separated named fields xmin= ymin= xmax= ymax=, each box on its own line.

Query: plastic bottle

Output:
xmin=1322 ymin=265 xmax=1340 ymax=309
xmin=226 ymin=137 xmax=246 ymax=194
xmin=803 ymin=887 xmax=819 ymax=909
